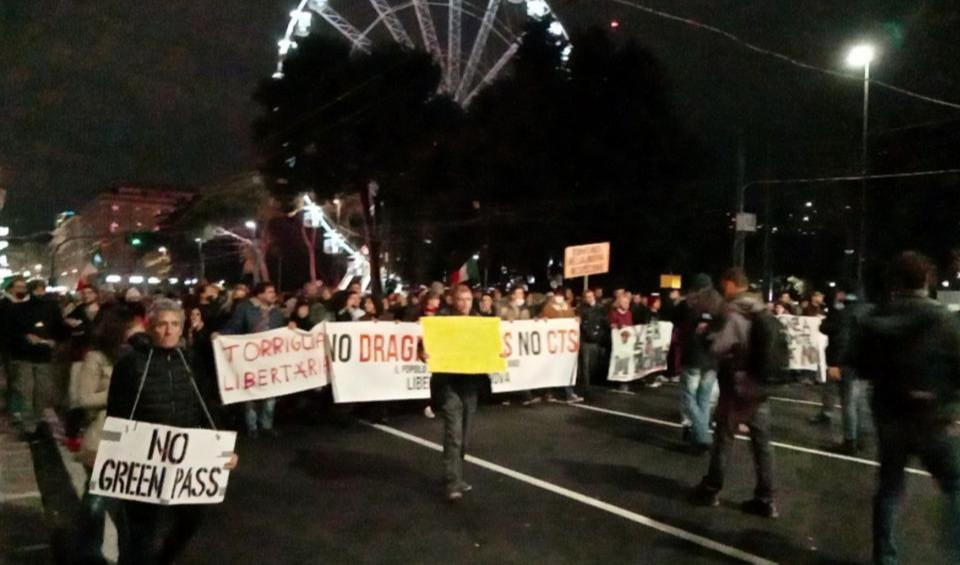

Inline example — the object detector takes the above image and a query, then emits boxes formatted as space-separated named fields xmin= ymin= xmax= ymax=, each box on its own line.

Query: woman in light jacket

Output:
xmin=73 ymin=305 xmax=144 ymax=564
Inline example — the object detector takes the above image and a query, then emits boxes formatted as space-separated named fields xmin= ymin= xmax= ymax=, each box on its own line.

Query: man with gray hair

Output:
xmin=107 ymin=298 xmax=238 ymax=564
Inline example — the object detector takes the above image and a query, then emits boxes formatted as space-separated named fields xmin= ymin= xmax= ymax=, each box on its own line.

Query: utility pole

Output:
xmin=732 ymin=134 xmax=747 ymax=269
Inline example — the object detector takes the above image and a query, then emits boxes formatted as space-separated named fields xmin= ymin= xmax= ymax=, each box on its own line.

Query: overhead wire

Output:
xmin=607 ymin=0 xmax=960 ymax=111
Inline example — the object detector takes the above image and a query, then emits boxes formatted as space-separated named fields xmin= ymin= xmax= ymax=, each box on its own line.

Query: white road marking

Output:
xmin=370 ymin=422 xmax=777 ymax=565
xmin=569 ymin=403 xmax=932 ymax=478
xmin=0 ymin=490 xmax=42 ymax=501
xmin=767 ymin=396 xmax=841 ymax=409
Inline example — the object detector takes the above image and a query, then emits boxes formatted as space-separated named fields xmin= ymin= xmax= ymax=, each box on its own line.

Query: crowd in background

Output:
xmin=2 ymin=253 xmax=957 ymax=564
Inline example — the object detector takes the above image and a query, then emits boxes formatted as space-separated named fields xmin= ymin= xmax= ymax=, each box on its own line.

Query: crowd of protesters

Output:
xmin=1 ymin=249 xmax=958 ymax=563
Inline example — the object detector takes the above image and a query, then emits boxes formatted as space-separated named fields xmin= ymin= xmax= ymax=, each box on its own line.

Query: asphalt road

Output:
xmin=162 ymin=382 xmax=950 ymax=565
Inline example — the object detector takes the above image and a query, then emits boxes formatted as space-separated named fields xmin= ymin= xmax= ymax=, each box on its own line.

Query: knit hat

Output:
xmin=689 ymin=273 xmax=713 ymax=292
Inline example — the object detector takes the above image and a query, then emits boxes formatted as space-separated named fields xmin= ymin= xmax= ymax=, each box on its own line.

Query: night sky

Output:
xmin=2 ymin=1 xmax=957 ymax=233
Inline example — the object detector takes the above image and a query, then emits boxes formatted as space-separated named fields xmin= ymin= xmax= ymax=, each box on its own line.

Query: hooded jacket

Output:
xmin=710 ymin=292 xmax=768 ymax=426
xmin=855 ymin=294 xmax=960 ymax=422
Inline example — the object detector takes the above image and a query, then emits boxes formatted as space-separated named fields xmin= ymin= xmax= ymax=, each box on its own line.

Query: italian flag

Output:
xmin=450 ymin=257 xmax=480 ymax=285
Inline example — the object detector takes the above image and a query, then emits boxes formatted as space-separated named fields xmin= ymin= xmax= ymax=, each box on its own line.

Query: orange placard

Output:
xmin=564 ymin=242 xmax=610 ymax=279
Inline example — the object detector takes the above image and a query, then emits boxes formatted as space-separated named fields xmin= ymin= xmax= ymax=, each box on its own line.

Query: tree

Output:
xmin=466 ymin=23 xmax=708 ymax=287
xmin=252 ymin=36 xmax=458 ymax=299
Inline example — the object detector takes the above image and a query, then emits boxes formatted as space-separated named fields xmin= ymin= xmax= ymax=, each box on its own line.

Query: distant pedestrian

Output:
xmin=218 ymin=282 xmax=287 ymax=438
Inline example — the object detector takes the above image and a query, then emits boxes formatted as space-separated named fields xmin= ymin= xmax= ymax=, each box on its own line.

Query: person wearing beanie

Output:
xmin=675 ymin=274 xmax=724 ymax=452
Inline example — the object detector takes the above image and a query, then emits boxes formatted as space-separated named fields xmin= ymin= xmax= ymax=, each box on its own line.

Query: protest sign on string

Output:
xmin=491 ymin=318 xmax=580 ymax=393
xmin=420 ymin=316 xmax=507 ymax=374
xmin=328 ymin=321 xmax=430 ymax=403
xmin=777 ymin=315 xmax=828 ymax=382
xmin=89 ymin=417 xmax=236 ymax=505
xmin=213 ymin=326 xmax=330 ymax=405
xmin=607 ymin=321 xmax=674 ymax=382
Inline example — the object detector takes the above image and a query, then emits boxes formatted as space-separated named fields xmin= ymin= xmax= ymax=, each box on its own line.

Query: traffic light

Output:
xmin=125 ymin=233 xmax=147 ymax=247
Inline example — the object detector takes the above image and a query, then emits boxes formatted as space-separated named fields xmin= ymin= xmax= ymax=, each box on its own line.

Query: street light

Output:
xmin=847 ymin=43 xmax=875 ymax=294
xmin=244 ymin=220 xmax=257 ymax=230
xmin=194 ymin=238 xmax=205 ymax=279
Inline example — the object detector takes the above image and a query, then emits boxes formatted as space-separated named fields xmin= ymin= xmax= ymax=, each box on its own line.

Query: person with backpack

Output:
xmin=691 ymin=268 xmax=782 ymax=518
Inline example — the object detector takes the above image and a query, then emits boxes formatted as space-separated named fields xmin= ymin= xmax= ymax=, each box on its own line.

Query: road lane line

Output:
xmin=369 ymin=422 xmax=777 ymax=565
xmin=0 ymin=490 xmax=42 ymax=501
xmin=569 ymin=403 xmax=932 ymax=477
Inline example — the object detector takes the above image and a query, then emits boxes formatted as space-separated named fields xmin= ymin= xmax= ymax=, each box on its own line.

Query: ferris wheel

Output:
xmin=273 ymin=0 xmax=568 ymax=107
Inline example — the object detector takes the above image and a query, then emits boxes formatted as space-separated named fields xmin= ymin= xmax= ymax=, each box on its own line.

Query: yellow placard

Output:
xmin=420 ymin=316 xmax=507 ymax=375
xmin=660 ymin=274 xmax=682 ymax=290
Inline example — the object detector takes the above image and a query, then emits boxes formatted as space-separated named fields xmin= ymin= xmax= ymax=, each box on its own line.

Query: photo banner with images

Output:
xmin=213 ymin=327 xmax=330 ymax=405
xmin=778 ymin=315 xmax=828 ymax=382
xmin=607 ymin=321 xmax=674 ymax=382
xmin=89 ymin=417 xmax=236 ymax=505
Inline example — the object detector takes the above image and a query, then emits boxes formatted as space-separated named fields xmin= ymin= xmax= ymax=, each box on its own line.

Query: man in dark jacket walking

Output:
xmin=8 ymin=279 xmax=69 ymax=435
xmin=426 ymin=284 xmax=494 ymax=501
xmin=576 ymin=289 xmax=609 ymax=397
xmin=107 ymin=299 xmax=237 ymax=565
xmin=692 ymin=268 xmax=778 ymax=518
xmin=855 ymin=252 xmax=960 ymax=565
xmin=820 ymin=290 xmax=873 ymax=454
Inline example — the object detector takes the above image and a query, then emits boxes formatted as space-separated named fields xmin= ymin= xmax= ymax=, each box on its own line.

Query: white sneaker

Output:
xmin=423 ymin=406 xmax=435 ymax=419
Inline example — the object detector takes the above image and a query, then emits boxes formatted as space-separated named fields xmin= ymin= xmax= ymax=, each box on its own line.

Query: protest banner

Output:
xmin=328 ymin=321 xmax=431 ymax=403
xmin=778 ymin=315 xmax=828 ymax=382
xmin=607 ymin=321 xmax=674 ymax=382
xmin=213 ymin=326 xmax=330 ymax=405
xmin=89 ymin=417 xmax=236 ymax=505
xmin=491 ymin=319 xmax=580 ymax=393
xmin=420 ymin=317 xmax=507 ymax=374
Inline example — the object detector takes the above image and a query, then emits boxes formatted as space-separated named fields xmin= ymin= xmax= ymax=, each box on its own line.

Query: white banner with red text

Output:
xmin=213 ymin=327 xmax=330 ymax=405
xmin=213 ymin=320 xmax=581 ymax=404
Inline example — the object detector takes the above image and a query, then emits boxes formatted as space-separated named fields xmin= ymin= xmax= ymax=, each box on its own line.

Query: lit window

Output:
xmin=110 ymin=222 xmax=119 ymax=233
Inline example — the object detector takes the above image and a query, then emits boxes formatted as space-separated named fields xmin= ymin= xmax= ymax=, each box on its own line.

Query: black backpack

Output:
xmin=747 ymin=311 xmax=790 ymax=383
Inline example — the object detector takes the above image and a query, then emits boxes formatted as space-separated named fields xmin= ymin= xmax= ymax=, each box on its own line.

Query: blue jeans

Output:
xmin=681 ymin=367 xmax=717 ymax=445
xmin=244 ymin=398 xmax=276 ymax=432
xmin=873 ymin=419 xmax=960 ymax=565
xmin=840 ymin=377 xmax=869 ymax=442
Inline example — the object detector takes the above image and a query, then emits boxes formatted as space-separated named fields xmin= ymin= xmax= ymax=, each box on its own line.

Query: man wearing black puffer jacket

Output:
xmin=107 ymin=299 xmax=238 ymax=565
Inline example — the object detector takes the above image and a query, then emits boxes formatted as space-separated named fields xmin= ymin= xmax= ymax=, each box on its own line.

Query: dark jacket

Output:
xmin=8 ymin=296 xmax=69 ymax=363
xmin=577 ymin=302 xmax=609 ymax=345
xmin=106 ymin=341 xmax=210 ymax=429
xmin=675 ymin=289 xmax=724 ymax=371
xmin=855 ymin=294 xmax=960 ymax=422
xmin=220 ymin=298 xmax=287 ymax=335
xmin=821 ymin=299 xmax=872 ymax=369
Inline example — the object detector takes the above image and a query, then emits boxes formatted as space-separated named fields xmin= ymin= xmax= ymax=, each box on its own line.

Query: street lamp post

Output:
xmin=847 ymin=44 xmax=874 ymax=294
xmin=195 ymin=238 xmax=205 ymax=280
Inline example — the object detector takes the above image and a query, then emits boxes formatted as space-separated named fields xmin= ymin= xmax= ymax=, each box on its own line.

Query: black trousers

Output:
xmin=116 ymin=501 xmax=205 ymax=565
